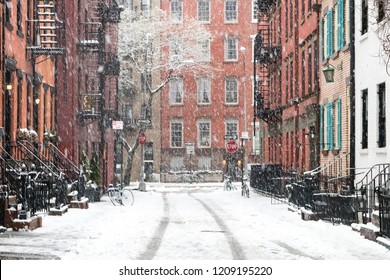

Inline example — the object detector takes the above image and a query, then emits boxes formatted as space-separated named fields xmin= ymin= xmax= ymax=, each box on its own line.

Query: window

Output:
xmin=141 ymin=72 xmax=151 ymax=92
xmin=362 ymin=0 xmax=368 ymax=34
xmin=225 ymin=0 xmax=237 ymax=22
xmin=199 ymin=39 xmax=211 ymax=61
xmin=362 ymin=89 xmax=368 ymax=149
xmin=197 ymin=77 xmax=211 ymax=104
xmin=252 ymin=123 xmax=260 ymax=155
xmin=198 ymin=156 xmax=211 ymax=170
xmin=225 ymin=77 xmax=238 ymax=103
xmin=337 ymin=0 xmax=345 ymax=51
xmin=120 ymin=0 xmax=133 ymax=9
xmin=302 ymin=49 xmax=306 ymax=96
xmin=226 ymin=120 xmax=238 ymax=138
xmin=171 ymin=120 xmax=183 ymax=147
xmin=123 ymin=104 xmax=133 ymax=120
xmin=169 ymin=77 xmax=183 ymax=104
xmin=170 ymin=37 xmax=183 ymax=62
xmin=224 ymin=35 xmax=238 ymax=61
xmin=198 ymin=0 xmax=210 ymax=22
xmin=290 ymin=60 xmax=293 ymax=99
xmin=252 ymin=0 xmax=258 ymax=21
xmin=141 ymin=0 xmax=150 ymax=16
xmin=308 ymin=45 xmax=312 ymax=92
xmin=170 ymin=157 xmax=184 ymax=171
xmin=198 ymin=120 xmax=211 ymax=147
xmin=5 ymin=1 xmax=12 ymax=25
xmin=378 ymin=83 xmax=386 ymax=148
xmin=171 ymin=0 xmax=183 ymax=22
xmin=378 ymin=0 xmax=385 ymax=22
xmin=17 ymin=0 xmax=22 ymax=33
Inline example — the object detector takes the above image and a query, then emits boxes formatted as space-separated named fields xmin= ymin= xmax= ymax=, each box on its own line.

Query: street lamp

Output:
xmin=322 ymin=61 xmax=343 ymax=83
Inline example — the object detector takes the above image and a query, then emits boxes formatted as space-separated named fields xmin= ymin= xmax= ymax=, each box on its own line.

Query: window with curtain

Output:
xmin=198 ymin=120 xmax=211 ymax=147
xmin=169 ymin=77 xmax=183 ymax=104
xmin=197 ymin=77 xmax=211 ymax=104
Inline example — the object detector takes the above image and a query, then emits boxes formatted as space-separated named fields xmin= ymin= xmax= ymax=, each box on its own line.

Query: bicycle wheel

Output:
xmin=120 ymin=189 xmax=134 ymax=206
xmin=246 ymin=187 xmax=250 ymax=198
xmin=108 ymin=189 xmax=120 ymax=206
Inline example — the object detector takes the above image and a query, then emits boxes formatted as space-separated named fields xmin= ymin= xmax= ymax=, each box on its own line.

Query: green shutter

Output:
xmin=326 ymin=102 xmax=334 ymax=150
xmin=337 ymin=0 xmax=345 ymax=50
xmin=321 ymin=18 xmax=325 ymax=61
xmin=337 ymin=99 xmax=342 ymax=149
xmin=326 ymin=12 xmax=331 ymax=57
xmin=320 ymin=106 xmax=324 ymax=150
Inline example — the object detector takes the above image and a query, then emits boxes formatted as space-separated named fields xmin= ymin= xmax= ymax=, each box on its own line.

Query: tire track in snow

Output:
xmin=137 ymin=193 xmax=170 ymax=260
xmin=190 ymin=194 xmax=247 ymax=260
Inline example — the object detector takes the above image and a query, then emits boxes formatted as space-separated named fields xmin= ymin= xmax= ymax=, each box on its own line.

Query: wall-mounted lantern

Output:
xmin=322 ymin=61 xmax=343 ymax=83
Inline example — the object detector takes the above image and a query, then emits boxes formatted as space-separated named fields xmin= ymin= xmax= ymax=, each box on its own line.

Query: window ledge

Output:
xmin=375 ymin=147 xmax=387 ymax=155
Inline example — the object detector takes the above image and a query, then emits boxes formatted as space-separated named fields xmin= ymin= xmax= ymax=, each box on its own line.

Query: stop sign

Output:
xmin=138 ymin=132 xmax=146 ymax=145
xmin=226 ymin=140 xmax=238 ymax=153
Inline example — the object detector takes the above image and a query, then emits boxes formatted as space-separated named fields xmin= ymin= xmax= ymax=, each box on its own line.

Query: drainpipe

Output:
xmin=349 ymin=0 xmax=356 ymax=189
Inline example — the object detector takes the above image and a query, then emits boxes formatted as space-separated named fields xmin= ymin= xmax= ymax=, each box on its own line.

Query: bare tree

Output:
xmin=371 ymin=0 xmax=390 ymax=73
xmin=118 ymin=7 xmax=212 ymax=185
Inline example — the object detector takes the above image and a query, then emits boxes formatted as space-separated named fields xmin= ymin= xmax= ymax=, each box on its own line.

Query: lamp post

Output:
xmin=240 ymin=46 xmax=247 ymax=133
xmin=240 ymin=47 xmax=249 ymax=181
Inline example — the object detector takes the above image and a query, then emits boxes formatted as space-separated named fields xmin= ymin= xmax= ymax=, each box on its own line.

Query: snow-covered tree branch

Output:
xmin=117 ymin=7 xmax=212 ymax=184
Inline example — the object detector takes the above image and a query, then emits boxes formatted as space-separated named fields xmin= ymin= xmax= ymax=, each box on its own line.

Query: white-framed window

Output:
xmin=141 ymin=0 xmax=150 ymax=16
xmin=170 ymin=37 xmax=183 ymax=62
xmin=224 ymin=35 xmax=238 ymax=61
xmin=170 ymin=157 xmax=184 ymax=171
xmin=225 ymin=77 xmax=238 ymax=104
xmin=198 ymin=0 xmax=210 ymax=22
xmin=225 ymin=0 xmax=237 ymax=23
xmin=226 ymin=119 xmax=238 ymax=138
xmin=171 ymin=0 xmax=183 ymax=22
xmin=252 ymin=0 xmax=258 ymax=22
xmin=198 ymin=39 xmax=211 ymax=61
xmin=119 ymin=0 xmax=133 ymax=10
xmin=169 ymin=77 xmax=183 ymax=104
xmin=198 ymin=156 xmax=211 ymax=170
xmin=198 ymin=119 xmax=211 ymax=147
xmin=171 ymin=119 xmax=183 ymax=148
xmin=197 ymin=77 xmax=211 ymax=104
xmin=252 ymin=122 xmax=260 ymax=155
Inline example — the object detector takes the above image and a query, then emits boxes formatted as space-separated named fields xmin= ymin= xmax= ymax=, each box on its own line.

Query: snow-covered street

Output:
xmin=1 ymin=183 xmax=390 ymax=260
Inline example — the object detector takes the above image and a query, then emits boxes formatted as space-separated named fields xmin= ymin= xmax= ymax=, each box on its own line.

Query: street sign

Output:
xmin=112 ymin=120 xmax=123 ymax=130
xmin=138 ymin=132 xmax=146 ymax=145
xmin=226 ymin=140 xmax=238 ymax=153
xmin=185 ymin=142 xmax=195 ymax=155
xmin=224 ymin=134 xmax=238 ymax=140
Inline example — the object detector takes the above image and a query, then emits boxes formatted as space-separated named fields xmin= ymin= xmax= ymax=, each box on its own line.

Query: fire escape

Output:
xmin=253 ymin=0 xmax=282 ymax=123
xmin=77 ymin=0 xmax=121 ymax=125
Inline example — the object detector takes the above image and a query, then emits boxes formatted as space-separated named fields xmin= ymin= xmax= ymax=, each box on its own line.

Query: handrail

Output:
xmin=355 ymin=163 xmax=390 ymax=190
xmin=16 ymin=141 xmax=59 ymax=176
xmin=47 ymin=142 xmax=80 ymax=173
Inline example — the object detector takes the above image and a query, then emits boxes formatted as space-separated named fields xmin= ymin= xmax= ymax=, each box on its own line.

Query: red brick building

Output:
xmin=255 ymin=0 xmax=321 ymax=175
xmin=56 ymin=0 xmax=121 ymax=188
xmin=160 ymin=0 xmax=259 ymax=181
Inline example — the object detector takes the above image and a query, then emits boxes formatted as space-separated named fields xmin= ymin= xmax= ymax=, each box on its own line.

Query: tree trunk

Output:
xmin=124 ymin=140 xmax=139 ymax=185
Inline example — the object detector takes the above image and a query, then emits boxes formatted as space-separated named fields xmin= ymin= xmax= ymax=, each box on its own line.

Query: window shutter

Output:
xmin=320 ymin=106 xmax=324 ymax=150
xmin=321 ymin=18 xmax=325 ymax=61
xmin=329 ymin=102 xmax=334 ymax=150
xmin=337 ymin=0 xmax=345 ymax=50
xmin=337 ymin=98 xmax=342 ymax=149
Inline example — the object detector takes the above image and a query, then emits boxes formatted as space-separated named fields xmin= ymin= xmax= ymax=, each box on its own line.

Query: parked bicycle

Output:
xmin=107 ymin=184 xmax=134 ymax=206
xmin=223 ymin=175 xmax=236 ymax=191
xmin=241 ymin=176 xmax=250 ymax=198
